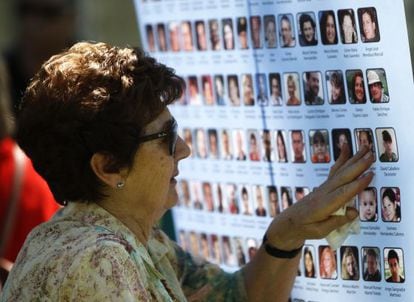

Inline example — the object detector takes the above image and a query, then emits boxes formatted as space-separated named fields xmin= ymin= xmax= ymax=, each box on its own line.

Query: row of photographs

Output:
xmin=178 ymin=230 xmax=405 ymax=283
xmin=175 ymin=68 xmax=389 ymax=107
xmin=177 ymin=180 xmax=401 ymax=223
xmin=181 ymin=127 xmax=398 ymax=164
xmin=145 ymin=8 xmax=381 ymax=52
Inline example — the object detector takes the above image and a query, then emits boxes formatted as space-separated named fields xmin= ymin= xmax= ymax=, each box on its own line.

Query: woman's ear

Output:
xmin=90 ymin=153 xmax=124 ymax=188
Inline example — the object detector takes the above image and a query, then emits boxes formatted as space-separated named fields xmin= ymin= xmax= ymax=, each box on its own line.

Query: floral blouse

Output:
xmin=1 ymin=202 xmax=247 ymax=301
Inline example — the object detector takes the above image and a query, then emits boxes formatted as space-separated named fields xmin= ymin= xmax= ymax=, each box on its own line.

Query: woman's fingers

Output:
xmin=339 ymin=145 xmax=371 ymax=171
xmin=328 ymin=143 xmax=351 ymax=178
xmin=321 ymin=149 xmax=374 ymax=194
xmin=302 ymin=207 xmax=358 ymax=240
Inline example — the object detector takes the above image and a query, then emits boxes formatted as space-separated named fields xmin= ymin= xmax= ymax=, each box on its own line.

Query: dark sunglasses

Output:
xmin=138 ymin=117 xmax=178 ymax=156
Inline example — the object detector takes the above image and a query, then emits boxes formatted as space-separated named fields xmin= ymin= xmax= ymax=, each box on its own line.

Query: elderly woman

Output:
xmin=2 ymin=42 xmax=374 ymax=301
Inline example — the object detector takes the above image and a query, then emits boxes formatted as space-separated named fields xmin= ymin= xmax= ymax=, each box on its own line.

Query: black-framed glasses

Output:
xmin=138 ymin=117 xmax=178 ymax=156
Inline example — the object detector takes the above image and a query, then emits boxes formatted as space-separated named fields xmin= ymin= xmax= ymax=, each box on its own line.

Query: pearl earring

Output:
xmin=116 ymin=181 xmax=125 ymax=189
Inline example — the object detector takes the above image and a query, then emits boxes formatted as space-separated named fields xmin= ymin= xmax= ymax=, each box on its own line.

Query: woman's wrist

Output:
xmin=265 ymin=213 xmax=305 ymax=251
xmin=262 ymin=233 xmax=303 ymax=259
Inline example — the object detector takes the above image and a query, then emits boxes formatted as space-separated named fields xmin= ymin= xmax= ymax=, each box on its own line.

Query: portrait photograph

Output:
xmin=384 ymin=248 xmax=405 ymax=283
xmin=346 ymin=69 xmax=367 ymax=104
xmin=156 ymin=23 xmax=168 ymax=51
xmin=319 ymin=10 xmax=338 ymax=45
xmin=319 ymin=245 xmax=338 ymax=279
xmin=338 ymin=9 xmax=358 ymax=44
xmin=264 ymin=15 xmax=277 ymax=48
xmin=239 ymin=185 xmax=253 ymax=216
xmin=278 ymin=14 xmax=296 ymax=47
xmin=331 ymin=128 xmax=353 ymax=161
xmin=380 ymin=187 xmax=401 ymax=223
xmin=269 ymin=73 xmax=283 ymax=106
xmin=222 ymin=18 xmax=235 ymax=50
xmin=303 ymin=71 xmax=324 ymax=106
xmin=250 ymin=16 xmax=262 ymax=49
xmin=326 ymin=70 xmax=346 ymax=104
xmin=208 ymin=19 xmax=221 ymax=51
xmin=297 ymin=12 xmax=318 ymax=46
xmin=284 ymin=72 xmax=301 ymax=106
xmin=362 ymin=247 xmax=381 ymax=282
xmin=195 ymin=20 xmax=208 ymax=51
xmin=375 ymin=128 xmax=398 ymax=162
xmin=274 ymin=130 xmax=289 ymax=163
xmin=358 ymin=7 xmax=380 ymax=43
xmin=355 ymin=128 xmax=376 ymax=160
xmin=309 ymin=129 xmax=331 ymax=163
xmin=214 ymin=74 xmax=227 ymax=106
xmin=237 ymin=17 xmax=249 ymax=49
xmin=367 ymin=68 xmax=389 ymax=103
xmin=358 ymin=187 xmax=378 ymax=222
xmin=290 ymin=130 xmax=306 ymax=163
xmin=227 ymin=74 xmax=241 ymax=106
xmin=233 ymin=129 xmax=247 ymax=161
xmin=340 ymin=246 xmax=360 ymax=280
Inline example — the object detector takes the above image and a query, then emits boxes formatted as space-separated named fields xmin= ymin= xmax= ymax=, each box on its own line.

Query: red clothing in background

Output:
xmin=0 ymin=138 xmax=59 ymax=262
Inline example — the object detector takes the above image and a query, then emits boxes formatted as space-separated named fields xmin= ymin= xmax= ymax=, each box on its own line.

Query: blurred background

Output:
xmin=0 ymin=0 xmax=140 ymax=49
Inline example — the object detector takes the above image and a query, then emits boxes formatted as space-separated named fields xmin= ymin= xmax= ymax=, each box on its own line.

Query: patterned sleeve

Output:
xmin=155 ymin=230 xmax=248 ymax=302
xmin=59 ymin=243 xmax=151 ymax=301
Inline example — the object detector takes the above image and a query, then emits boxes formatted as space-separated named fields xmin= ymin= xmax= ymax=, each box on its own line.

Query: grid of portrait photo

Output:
xmin=178 ymin=229 xmax=405 ymax=284
xmin=144 ymin=8 xmax=381 ymax=53
xmin=174 ymin=68 xmax=390 ymax=107
xmin=180 ymin=127 xmax=399 ymax=164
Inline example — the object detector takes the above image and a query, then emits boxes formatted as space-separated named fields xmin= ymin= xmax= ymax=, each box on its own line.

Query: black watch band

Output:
xmin=262 ymin=233 xmax=303 ymax=259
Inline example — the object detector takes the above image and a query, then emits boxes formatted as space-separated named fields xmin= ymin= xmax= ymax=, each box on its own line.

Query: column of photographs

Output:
xmin=178 ymin=227 xmax=405 ymax=283
xmin=145 ymin=8 xmax=381 ymax=53
xmin=176 ymin=68 xmax=389 ymax=107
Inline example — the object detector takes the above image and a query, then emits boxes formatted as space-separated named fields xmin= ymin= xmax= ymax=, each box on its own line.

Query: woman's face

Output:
xmin=126 ymin=109 xmax=190 ymax=221
xmin=382 ymin=196 xmax=396 ymax=221
xmin=354 ymin=75 xmax=365 ymax=102
xmin=325 ymin=15 xmax=336 ymax=43
xmin=305 ymin=253 xmax=313 ymax=274
xmin=342 ymin=15 xmax=354 ymax=43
